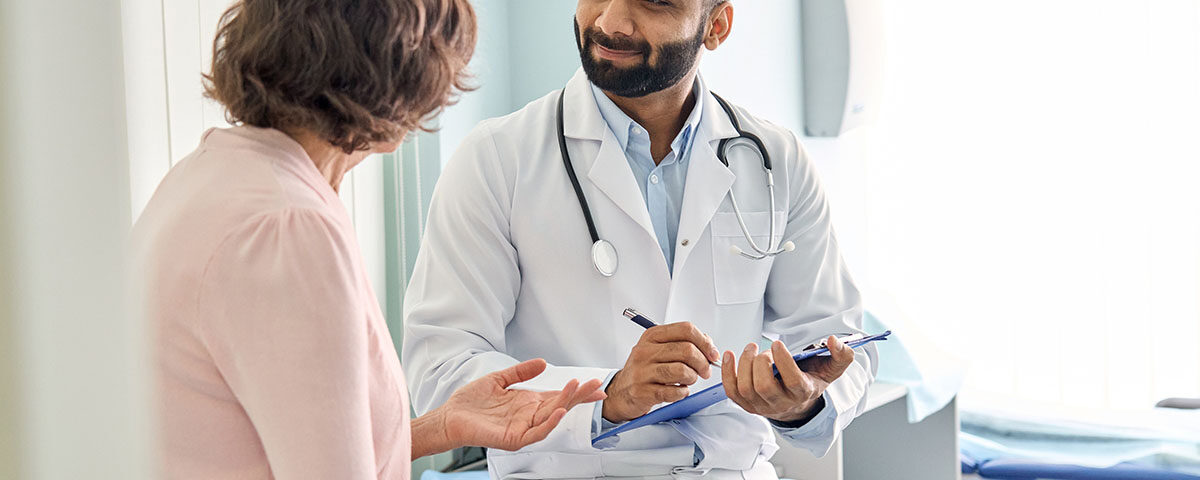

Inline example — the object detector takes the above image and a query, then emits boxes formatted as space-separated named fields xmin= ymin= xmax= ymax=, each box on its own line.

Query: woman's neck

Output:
xmin=286 ymin=130 xmax=368 ymax=193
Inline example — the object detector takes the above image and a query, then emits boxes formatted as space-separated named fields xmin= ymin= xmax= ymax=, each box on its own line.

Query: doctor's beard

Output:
xmin=575 ymin=20 xmax=707 ymax=98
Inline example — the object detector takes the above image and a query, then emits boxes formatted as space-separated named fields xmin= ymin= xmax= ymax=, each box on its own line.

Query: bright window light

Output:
xmin=867 ymin=0 xmax=1200 ymax=410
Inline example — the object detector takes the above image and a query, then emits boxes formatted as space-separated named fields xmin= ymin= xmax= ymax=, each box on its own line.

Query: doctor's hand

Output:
xmin=603 ymin=322 xmax=722 ymax=423
xmin=419 ymin=359 xmax=605 ymax=456
xmin=721 ymin=336 xmax=855 ymax=424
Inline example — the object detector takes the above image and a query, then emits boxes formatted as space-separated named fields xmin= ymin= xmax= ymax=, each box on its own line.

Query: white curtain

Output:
xmin=863 ymin=0 xmax=1200 ymax=411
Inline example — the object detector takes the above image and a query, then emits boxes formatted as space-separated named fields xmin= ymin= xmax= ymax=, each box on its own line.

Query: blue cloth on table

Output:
xmin=962 ymin=452 xmax=981 ymax=474
xmin=976 ymin=458 xmax=1200 ymax=480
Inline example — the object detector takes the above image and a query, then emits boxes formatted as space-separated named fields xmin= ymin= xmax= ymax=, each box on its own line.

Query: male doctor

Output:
xmin=403 ymin=1 xmax=877 ymax=478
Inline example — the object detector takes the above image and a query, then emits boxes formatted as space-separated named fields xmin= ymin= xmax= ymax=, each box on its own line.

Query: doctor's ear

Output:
xmin=703 ymin=1 xmax=733 ymax=51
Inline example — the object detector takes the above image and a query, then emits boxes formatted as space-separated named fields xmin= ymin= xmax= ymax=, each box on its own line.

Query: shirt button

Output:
xmin=650 ymin=174 xmax=659 ymax=184
xmin=632 ymin=126 xmax=643 ymax=135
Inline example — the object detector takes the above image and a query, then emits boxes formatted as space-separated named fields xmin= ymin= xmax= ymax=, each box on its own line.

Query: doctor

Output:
xmin=403 ymin=0 xmax=877 ymax=478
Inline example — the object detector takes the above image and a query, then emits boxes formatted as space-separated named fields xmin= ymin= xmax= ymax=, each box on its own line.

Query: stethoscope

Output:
xmin=556 ymin=89 xmax=795 ymax=277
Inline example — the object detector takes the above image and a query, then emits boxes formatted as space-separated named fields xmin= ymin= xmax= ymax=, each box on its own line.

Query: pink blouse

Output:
xmin=134 ymin=126 xmax=411 ymax=479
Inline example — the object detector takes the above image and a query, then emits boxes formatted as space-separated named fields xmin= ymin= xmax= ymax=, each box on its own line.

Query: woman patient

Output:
xmin=132 ymin=0 xmax=603 ymax=477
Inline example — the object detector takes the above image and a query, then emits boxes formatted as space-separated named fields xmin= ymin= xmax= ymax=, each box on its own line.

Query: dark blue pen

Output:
xmin=623 ymin=308 xmax=722 ymax=368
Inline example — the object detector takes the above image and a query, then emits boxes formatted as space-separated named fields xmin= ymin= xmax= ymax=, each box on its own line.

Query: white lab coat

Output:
xmin=402 ymin=69 xmax=876 ymax=480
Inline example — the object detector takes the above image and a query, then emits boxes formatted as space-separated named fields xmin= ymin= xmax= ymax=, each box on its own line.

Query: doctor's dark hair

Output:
xmin=203 ymin=0 xmax=476 ymax=153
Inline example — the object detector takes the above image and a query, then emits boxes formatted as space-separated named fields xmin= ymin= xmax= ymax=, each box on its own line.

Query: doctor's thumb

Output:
xmin=831 ymin=338 xmax=854 ymax=365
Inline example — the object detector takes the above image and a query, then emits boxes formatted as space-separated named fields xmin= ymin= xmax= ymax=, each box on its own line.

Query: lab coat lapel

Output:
xmin=561 ymin=69 xmax=658 ymax=241
xmin=672 ymin=86 xmax=740 ymax=274
xmin=586 ymin=134 xmax=657 ymax=240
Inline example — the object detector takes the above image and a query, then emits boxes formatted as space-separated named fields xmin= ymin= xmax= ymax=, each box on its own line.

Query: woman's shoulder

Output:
xmin=151 ymin=128 xmax=343 ymax=222
xmin=133 ymin=128 xmax=354 ymax=288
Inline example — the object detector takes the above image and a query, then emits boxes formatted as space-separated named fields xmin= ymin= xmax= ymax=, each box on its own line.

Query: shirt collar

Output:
xmin=589 ymin=77 xmax=706 ymax=159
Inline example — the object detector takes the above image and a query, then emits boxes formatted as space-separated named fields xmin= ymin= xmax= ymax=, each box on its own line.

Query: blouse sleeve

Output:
xmin=195 ymin=207 xmax=377 ymax=479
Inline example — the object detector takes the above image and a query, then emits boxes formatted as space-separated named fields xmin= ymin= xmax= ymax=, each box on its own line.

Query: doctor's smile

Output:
xmin=594 ymin=43 xmax=644 ymax=62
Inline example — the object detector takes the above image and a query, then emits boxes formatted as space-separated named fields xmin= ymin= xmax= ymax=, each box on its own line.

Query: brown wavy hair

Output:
xmin=203 ymin=0 xmax=476 ymax=153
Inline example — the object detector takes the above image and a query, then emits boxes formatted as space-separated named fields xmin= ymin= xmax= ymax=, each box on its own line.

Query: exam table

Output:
xmin=960 ymin=397 xmax=1200 ymax=480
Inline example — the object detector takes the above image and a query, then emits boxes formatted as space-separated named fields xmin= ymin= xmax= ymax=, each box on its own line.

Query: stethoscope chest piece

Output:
xmin=591 ymin=239 xmax=618 ymax=277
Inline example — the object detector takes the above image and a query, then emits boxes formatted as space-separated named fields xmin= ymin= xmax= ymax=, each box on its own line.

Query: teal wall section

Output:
xmin=438 ymin=0 xmax=514 ymax=166
xmin=438 ymin=1 xmax=581 ymax=166
xmin=382 ymin=131 xmax=440 ymax=349
xmin=505 ymin=1 xmax=580 ymax=110
xmin=381 ymin=130 xmax=454 ymax=476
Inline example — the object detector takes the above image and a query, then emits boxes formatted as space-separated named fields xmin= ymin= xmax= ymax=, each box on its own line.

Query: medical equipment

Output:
xmin=801 ymin=0 xmax=884 ymax=137
xmin=555 ymin=90 xmax=795 ymax=277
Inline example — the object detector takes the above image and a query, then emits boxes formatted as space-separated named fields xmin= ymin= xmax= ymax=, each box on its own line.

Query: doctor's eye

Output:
xmin=645 ymin=0 xmax=673 ymax=7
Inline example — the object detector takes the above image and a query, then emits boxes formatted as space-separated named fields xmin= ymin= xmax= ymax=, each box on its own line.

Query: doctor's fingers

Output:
xmin=720 ymin=351 xmax=757 ymax=410
xmin=733 ymin=344 xmax=773 ymax=412
xmin=629 ymin=383 xmax=690 ymax=405
xmin=632 ymin=341 xmax=712 ymax=379
xmin=751 ymin=351 xmax=798 ymax=407
xmin=799 ymin=336 xmax=856 ymax=384
xmin=641 ymin=322 xmax=721 ymax=363
xmin=770 ymin=341 xmax=815 ymax=397
xmin=640 ymin=361 xmax=701 ymax=386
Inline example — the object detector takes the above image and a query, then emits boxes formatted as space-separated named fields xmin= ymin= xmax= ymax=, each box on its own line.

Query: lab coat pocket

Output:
xmin=710 ymin=211 xmax=785 ymax=305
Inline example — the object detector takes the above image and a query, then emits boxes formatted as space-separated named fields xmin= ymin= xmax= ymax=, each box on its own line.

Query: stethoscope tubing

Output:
xmin=557 ymin=89 xmax=792 ymax=275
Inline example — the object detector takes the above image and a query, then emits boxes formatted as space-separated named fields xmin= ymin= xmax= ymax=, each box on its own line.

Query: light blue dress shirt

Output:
xmin=589 ymin=81 xmax=704 ymax=274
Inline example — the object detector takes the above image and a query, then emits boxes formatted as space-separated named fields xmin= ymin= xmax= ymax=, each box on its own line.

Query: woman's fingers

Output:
xmin=519 ymin=408 xmax=566 ymax=447
xmin=532 ymin=379 xmax=578 ymax=424
xmin=531 ymin=377 xmax=607 ymax=425
xmin=572 ymin=378 xmax=606 ymax=404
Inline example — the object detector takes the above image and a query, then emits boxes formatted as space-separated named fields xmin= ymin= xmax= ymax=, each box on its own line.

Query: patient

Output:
xmin=132 ymin=0 xmax=602 ymax=477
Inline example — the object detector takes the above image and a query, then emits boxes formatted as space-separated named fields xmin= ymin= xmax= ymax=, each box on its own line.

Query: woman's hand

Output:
xmin=417 ymin=359 xmax=606 ymax=456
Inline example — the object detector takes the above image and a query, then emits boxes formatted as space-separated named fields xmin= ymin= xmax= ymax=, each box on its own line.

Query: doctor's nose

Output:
xmin=595 ymin=0 xmax=635 ymax=38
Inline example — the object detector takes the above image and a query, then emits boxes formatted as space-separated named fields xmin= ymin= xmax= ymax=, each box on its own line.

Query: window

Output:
xmin=864 ymin=0 xmax=1200 ymax=410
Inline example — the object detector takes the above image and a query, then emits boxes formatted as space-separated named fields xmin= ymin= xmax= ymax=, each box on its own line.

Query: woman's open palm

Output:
xmin=442 ymin=359 xmax=606 ymax=451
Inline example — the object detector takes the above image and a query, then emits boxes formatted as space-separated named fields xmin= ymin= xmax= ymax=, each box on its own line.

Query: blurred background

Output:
xmin=2 ymin=0 xmax=1198 ymax=478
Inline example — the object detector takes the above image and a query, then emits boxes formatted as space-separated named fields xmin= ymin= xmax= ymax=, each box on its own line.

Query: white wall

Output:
xmin=702 ymin=1 xmax=806 ymax=136
xmin=1 ymin=0 xmax=153 ymax=478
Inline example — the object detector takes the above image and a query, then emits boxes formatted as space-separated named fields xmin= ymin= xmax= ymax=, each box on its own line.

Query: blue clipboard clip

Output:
xmin=591 ymin=330 xmax=891 ymax=447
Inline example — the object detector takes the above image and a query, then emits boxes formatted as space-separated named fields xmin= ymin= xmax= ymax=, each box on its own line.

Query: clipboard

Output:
xmin=591 ymin=331 xmax=891 ymax=446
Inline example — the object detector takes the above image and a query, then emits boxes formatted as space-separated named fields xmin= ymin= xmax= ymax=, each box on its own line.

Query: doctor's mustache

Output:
xmin=579 ymin=25 xmax=651 ymax=59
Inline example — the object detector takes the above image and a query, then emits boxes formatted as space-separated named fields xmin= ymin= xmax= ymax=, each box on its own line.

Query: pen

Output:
xmin=622 ymin=308 xmax=722 ymax=368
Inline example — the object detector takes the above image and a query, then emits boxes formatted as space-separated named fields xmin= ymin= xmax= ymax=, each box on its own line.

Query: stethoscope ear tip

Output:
xmin=781 ymin=241 xmax=796 ymax=252
xmin=729 ymin=245 xmax=744 ymax=255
